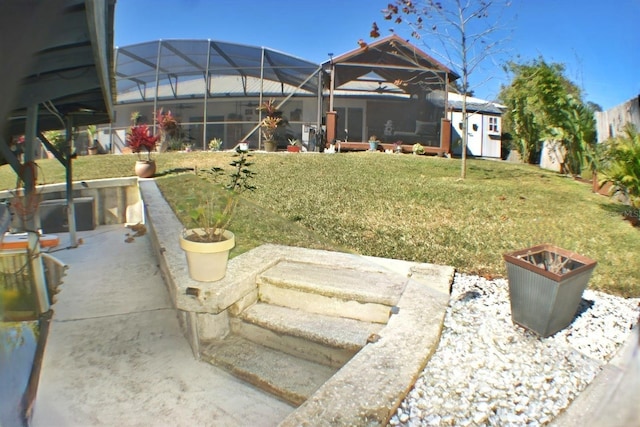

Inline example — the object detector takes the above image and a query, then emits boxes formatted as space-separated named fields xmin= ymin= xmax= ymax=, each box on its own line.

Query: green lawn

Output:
xmin=1 ymin=151 xmax=639 ymax=297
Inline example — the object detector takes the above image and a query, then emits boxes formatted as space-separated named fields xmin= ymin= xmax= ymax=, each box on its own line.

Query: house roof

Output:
xmin=444 ymin=93 xmax=506 ymax=114
xmin=2 ymin=0 xmax=116 ymax=135
xmin=323 ymin=34 xmax=459 ymax=94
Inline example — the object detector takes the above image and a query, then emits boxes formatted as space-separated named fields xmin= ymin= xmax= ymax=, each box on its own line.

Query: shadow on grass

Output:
xmin=154 ymin=167 xmax=195 ymax=177
xmin=599 ymin=202 xmax=640 ymax=227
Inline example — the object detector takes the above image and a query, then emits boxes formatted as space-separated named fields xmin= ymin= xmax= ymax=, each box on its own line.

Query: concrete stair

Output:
xmin=257 ymin=260 xmax=407 ymax=323
xmin=200 ymin=335 xmax=337 ymax=406
xmin=201 ymin=260 xmax=404 ymax=406
xmin=142 ymin=179 xmax=455 ymax=425
xmin=231 ymin=302 xmax=384 ymax=368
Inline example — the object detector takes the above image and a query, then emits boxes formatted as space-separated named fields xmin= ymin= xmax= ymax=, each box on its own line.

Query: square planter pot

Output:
xmin=503 ymin=244 xmax=597 ymax=337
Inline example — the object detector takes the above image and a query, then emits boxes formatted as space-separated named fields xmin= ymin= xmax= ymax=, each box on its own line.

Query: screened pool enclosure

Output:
xmin=108 ymin=35 xmax=458 ymax=153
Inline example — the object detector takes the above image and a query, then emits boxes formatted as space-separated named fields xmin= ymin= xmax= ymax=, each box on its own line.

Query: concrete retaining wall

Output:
xmin=0 ymin=177 xmax=144 ymax=229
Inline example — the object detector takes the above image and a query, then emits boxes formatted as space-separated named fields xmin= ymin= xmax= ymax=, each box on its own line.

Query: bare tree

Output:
xmin=373 ymin=0 xmax=511 ymax=179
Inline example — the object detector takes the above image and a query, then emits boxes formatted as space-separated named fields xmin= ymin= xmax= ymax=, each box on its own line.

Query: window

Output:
xmin=489 ymin=117 xmax=499 ymax=133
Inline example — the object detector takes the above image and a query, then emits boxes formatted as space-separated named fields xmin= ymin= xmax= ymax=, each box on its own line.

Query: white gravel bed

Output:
xmin=389 ymin=273 xmax=640 ymax=427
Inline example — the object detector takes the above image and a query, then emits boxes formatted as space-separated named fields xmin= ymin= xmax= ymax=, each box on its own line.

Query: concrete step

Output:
xmin=201 ymin=335 xmax=337 ymax=406
xmin=231 ymin=303 xmax=384 ymax=368
xmin=257 ymin=260 xmax=407 ymax=323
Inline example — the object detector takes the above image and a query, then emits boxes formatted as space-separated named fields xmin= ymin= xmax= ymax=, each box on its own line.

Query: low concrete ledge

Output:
xmin=0 ymin=177 xmax=143 ymax=227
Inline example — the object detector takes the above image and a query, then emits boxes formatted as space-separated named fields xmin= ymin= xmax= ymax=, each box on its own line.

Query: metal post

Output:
xmin=329 ymin=62 xmax=335 ymax=112
xmin=444 ymin=72 xmax=449 ymax=117
xmin=316 ymin=71 xmax=323 ymax=151
xmin=28 ymin=232 xmax=50 ymax=314
xmin=65 ymin=116 xmax=77 ymax=247
xmin=24 ymin=104 xmax=40 ymax=232
xmin=258 ymin=47 xmax=265 ymax=149
xmin=203 ymin=40 xmax=211 ymax=150
xmin=153 ymin=40 xmax=162 ymax=134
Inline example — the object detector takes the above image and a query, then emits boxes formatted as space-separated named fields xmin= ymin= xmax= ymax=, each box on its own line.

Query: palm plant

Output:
xmin=183 ymin=147 xmax=256 ymax=242
xmin=548 ymin=96 xmax=596 ymax=176
xmin=601 ymin=123 xmax=640 ymax=209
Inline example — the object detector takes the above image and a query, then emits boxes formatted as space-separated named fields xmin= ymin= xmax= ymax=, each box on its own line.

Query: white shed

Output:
xmin=447 ymin=93 xmax=505 ymax=158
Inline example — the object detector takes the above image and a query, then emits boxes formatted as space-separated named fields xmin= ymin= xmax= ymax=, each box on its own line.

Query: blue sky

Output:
xmin=115 ymin=0 xmax=640 ymax=110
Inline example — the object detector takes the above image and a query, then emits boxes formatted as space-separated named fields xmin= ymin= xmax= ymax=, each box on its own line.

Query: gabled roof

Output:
xmin=444 ymin=93 xmax=506 ymax=115
xmin=3 ymin=0 xmax=116 ymax=135
xmin=323 ymin=34 xmax=459 ymax=92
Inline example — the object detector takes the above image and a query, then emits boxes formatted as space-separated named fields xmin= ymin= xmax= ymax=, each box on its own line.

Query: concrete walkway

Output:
xmin=31 ymin=225 xmax=293 ymax=427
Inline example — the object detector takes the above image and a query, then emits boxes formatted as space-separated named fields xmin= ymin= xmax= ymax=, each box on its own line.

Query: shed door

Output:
xmin=482 ymin=116 xmax=501 ymax=158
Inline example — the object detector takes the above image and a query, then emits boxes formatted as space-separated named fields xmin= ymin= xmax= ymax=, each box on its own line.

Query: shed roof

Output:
xmin=324 ymin=35 xmax=459 ymax=94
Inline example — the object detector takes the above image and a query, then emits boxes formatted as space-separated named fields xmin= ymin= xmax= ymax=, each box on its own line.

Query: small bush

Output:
xmin=601 ymin=123 xmax=640 ymax=208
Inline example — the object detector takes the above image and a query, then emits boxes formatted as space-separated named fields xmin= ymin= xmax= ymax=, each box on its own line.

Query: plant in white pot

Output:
xmin=179 ymin=146 xmax=256 ymax=281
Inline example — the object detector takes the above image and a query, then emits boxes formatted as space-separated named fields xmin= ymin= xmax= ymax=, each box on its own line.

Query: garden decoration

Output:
xmin=126 ymin=123 xmax=158 ymax=178
xmin=179 ymin=146 xmax=256 ymax=281
xmin=503 ymin=244 xmax=597 ymax=337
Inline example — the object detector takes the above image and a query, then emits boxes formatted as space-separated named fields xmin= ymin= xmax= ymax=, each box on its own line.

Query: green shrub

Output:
xmin=601 ymin=123 xmax=640 ymax=208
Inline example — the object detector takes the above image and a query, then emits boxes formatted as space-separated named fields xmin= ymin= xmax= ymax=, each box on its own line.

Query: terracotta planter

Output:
xmin=179 ymin=229 xmax=235 ymax=282
xmin=135 ymin=160 xmax=156 ymax=178
xmin=287 ymin=145 xmax=301 ymax=152
xmin=264 ymin=140 xmax=277 ymax=152
xmin=503 ymin=244 xmax=597 ymax=337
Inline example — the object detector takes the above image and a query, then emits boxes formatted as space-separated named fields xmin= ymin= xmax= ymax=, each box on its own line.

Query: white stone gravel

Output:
xmin=389 ymin=273 xmax=640 ymax=427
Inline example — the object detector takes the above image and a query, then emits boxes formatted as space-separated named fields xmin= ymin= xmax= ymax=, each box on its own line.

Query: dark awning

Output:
xmin=2 ymin=0 xmax=116 ymax=136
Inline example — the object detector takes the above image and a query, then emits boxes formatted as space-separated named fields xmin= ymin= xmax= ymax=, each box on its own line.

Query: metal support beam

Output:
xmin=65 ymin=115 xmax=77 ymax=247
xmin=28 ymin=232 xmax=50 ymax=314
xmin=38 ymin=131 xmax=65 ymax=165
xmin=24 ymin=104 xmax=40 ymax=232
xmin=240 ymin=65 xmax=323 ymax=144
xmin=316 ymin=71 xmax=323 ymax=151
xmin=258 ymin=47 xmax=265 ymax=149
xmin=153 ymin=40 xmax=162 ymax=134
xmin=203 ymin=39 xmax=211 ymax=150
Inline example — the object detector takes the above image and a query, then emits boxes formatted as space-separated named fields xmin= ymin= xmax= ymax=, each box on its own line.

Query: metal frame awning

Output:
xmin=0 ymin=0 xmax=116 ymax=245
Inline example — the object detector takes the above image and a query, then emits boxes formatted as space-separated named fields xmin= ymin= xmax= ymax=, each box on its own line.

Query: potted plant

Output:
xmin=209 ymin=137 xmax=223 ymax=151
xmin=126 ymin=122 xmax=158 ymax=178
xmin=368 ymin=135 xmax=379 ymax=151
xmin=179 ymin=146 xmax=256 ymax=282
xmin=412 ymin=143 xmax=425 ymax=155
xmin=258 ymin=99 xmax=282 ymax=152
xmin=503 ymin=244 xmax=597 ymax=337
xmin=156 ymin=108 xmax=179 ymax=152
xmin=287 ymin=138 xmax=301 ymax=152
xmin=393 ymin=141 xmax=403 ymax=154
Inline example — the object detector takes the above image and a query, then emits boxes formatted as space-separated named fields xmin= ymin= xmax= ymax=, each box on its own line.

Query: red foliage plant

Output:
xmin=126 ymin=124 xmax=158 ymax=160
xmin=155 ymin=108 xmax=178 ymax=133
